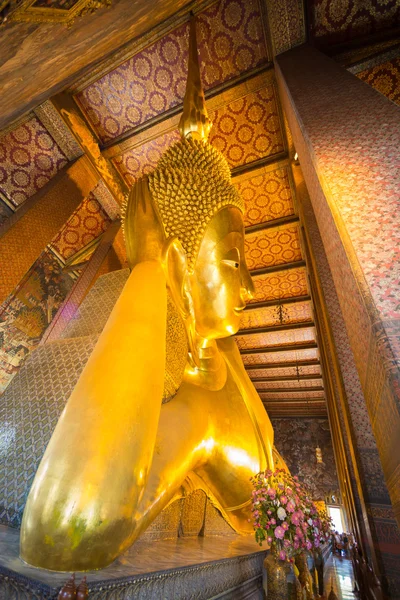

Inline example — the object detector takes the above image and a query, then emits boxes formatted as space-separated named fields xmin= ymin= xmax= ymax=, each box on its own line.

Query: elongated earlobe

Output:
xmin=163 ymin=237 xmax=198 ymax=366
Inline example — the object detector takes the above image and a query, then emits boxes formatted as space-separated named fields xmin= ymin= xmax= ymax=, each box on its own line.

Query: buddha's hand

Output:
xmin=123 ymin=175 xmax=166 ymax=267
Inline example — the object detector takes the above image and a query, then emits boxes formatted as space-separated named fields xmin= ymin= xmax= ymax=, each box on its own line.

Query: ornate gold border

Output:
xmin=6 ymin=0 xmax=110 ymax=25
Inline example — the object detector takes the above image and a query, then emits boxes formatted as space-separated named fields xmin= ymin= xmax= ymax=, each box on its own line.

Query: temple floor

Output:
xmin=0 ymin=524 xmax=262 ymax=585
xmin=324 ymin=555 xmax=357 ymax=600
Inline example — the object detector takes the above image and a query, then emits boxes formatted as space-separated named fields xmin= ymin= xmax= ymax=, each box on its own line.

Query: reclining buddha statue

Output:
xmin=20 ymin=18 xmax=277 ymax=571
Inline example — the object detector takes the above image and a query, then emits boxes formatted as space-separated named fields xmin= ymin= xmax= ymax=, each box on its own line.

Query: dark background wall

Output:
xmin=271 ymin=417 xmax=339 ymax=501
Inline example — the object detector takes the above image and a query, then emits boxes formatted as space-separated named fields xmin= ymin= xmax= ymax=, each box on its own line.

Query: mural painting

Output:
xmin=0 ymin=249 xmax=74 ymax=393
xmin=271 ymin=417 xmax=339 ymax=501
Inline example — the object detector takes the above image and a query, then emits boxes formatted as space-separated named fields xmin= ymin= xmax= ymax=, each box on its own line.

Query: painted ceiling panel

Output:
xmin=264 ymin=402 xmax=327 ymax=415
xmin=356 ymin=58 xmax=400 ymax=107
xmin=237 ymin=165 xmax=295 ymax=227
xmin=0 ymin=116 xmax=68 ymax=208
xmin=209 ymin=86 xmax=283 ymax=168
xmin=248 ymin=365 xmax=322 ymax=379
xmin=307 ymin=0 xmax=400 ymax=46
xmin=259 ymin=390 xmax=325 ymax=400
xmin=240 ymin=301 xmax=313 ymax=329
xmin=113 ymin=130 xmax=180 ymax=186
xmin=49 ymin=192 xmax=111 ymax=261
xmin=241 ymin=347 xmax=319 ymax=365
xmin=250 ymin=266 xmax=308 ymax=303
xmin=236 ymin=326 xmax=315 ymax=350
xmin=244 ymin=224 xmax=302 ymax=271
xmin=254 ymin=379 xmax=323 ymax=390
xmin=76 ymin=0 xmax=269 ymax=143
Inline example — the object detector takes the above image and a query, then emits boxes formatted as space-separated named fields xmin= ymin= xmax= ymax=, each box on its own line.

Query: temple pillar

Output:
xmin=275 ymin=44 xmax=400 ymax=596
xmin=0 ymin=156 xmax=99 ymax=303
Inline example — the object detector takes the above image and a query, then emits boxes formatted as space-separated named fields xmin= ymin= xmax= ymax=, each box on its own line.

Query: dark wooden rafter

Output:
xmin=245 ymin=359 xmax=320 ymax=370
xmin=257 ymin=386 xmax=324 ymax=393
xmin=230 ymin=150 xmax=288 ymax=178
xmin=237 ymin=321 xmax=314 ymax=335
xmin=245 ymin=214 xmax=299 ymax=235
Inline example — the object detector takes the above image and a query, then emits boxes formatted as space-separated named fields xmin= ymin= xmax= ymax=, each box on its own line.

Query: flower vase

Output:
xmin=306 ymin=552 xmax=318 ymax=598
xmin=313 ymin=547 xmax=324 ymax=596
xmin=263 ymin=552 xmax=297 ymax=600
xmin=295 ymin=552 xmax=315 ymax=600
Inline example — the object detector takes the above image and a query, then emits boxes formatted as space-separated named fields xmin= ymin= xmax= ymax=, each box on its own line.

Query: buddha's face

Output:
xmin=189 ymin=207 xmax=254 ymax=340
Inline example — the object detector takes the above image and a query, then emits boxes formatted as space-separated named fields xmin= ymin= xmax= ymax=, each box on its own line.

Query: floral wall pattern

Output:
xmin=76 ymin=0 xmax=269 ymax=142
xmin=272 ymin=417 xmax=339 ymax=501
xmin=0 ymin=116 xmax=67 ymax=207
xmin=356 ymin=57 xmax=400 ymax=107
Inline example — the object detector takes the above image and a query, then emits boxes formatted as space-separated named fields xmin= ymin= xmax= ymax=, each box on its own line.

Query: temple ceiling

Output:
xmin=1 ymin=0 xmax=398 ymax=414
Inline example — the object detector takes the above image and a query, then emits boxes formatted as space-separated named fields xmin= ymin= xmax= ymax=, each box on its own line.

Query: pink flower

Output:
xmin=275 ymin=526 xmax=285 ymax=539
xmin=284 ymin=539 xmax=290 ymax=547
xmin=282 ymin=521 xmax=289 ymax=531
xmin=265 ymin=470 xmax=272 ymax=477
xmin=293 ymin=476 xmax=298 ymax=481
xmin=267 ymin=536 xmax=273 ymax=543
xmin=280 ymin=495 xmax=287 ymax=505
xmin=294 ymin=540 xmax=300 ymax=550
xmin=267 ymin=510 xmax=272 ymax=515
xmin=306 ymin=540 xmax=312 ymax=551
xmin=291 ymin=511 xmax=301 ymax=526
xmin=314 ymin=537 xmax=320 ymax=548
xmin=267 ymin=488 xmax=276 ymax=498
xmin=270 ymin=518 xmax=276 ymax=525
xmin=279 ymin=550 xmax=286 ymax=561
xmin=286 ymin=500 xmax=296 ymax=513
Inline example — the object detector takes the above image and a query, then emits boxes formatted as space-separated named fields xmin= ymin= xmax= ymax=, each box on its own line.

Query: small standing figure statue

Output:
xmin=58 ymin=574 xmax=76 ymax=599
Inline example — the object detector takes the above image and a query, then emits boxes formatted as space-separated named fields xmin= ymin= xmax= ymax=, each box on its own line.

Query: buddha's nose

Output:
xmin=241 ymin=265 xmax=254 ymax=302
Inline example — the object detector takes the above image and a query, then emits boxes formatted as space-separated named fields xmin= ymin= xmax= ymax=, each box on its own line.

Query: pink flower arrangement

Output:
xmin=250 ymin=468 xmax=334 ymax=561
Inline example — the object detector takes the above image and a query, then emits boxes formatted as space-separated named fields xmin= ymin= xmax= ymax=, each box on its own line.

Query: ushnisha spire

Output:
xmin=179 ymin=15 xmax=212 ymax=141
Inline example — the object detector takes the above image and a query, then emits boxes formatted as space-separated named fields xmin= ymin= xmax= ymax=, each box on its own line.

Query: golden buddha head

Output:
xmin=123 ymin=15 xmax=254 ymax=393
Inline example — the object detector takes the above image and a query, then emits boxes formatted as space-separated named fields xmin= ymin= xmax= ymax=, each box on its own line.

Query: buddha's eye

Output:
xmin=221 ymin=260 xmax=240 ymax=269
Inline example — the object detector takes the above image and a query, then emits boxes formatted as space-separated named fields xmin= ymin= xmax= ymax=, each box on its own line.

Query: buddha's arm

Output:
xmin=217 ymin=336 xmax=274 ymax=471
xmin=20 ymin=261 xmax=167 ymax=572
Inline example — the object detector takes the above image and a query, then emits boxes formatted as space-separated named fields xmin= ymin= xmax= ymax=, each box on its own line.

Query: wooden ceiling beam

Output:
xmin=240 ymin=342 xmax=318 ymax=355
xmin=237 ymin=321 xmax=314 ymax=336
xmin=231 ymin=151 xmax=288 ymax=178
xmin=261 ymin=398 xmax=326 ymax=404
xmin=250 ymin=260 xmax=306 ymax=277
xmin=245 ymin=359 xmax=320 ymax=370
xmin=244 ymin=295 xmax=311 ymax=310
xmin=245 ymin=214 xmax=299 ymax=235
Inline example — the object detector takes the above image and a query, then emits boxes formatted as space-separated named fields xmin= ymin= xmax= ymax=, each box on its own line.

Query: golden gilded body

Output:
xmin=20 ymin=17 xmax=276 ymax=571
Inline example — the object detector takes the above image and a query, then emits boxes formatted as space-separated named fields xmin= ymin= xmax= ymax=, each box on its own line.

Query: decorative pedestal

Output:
xmin=0 ymin=526 xmax=266 ymax=600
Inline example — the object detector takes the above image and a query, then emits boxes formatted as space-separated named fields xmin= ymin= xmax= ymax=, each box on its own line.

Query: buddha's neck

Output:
xmin=184 ymin=336 xmax=227 ymax=391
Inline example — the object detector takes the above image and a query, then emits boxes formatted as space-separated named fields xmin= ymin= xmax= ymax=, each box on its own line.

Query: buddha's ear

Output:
xmin=123 ymin=176 xmax=166 ymax=268
xmin=163 ymin=237 xmax=194 ymax=322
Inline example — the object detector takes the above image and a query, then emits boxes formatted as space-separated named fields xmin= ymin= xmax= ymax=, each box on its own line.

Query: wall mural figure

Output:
xmin=20 ymin=17 xmax=280 ymax=571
